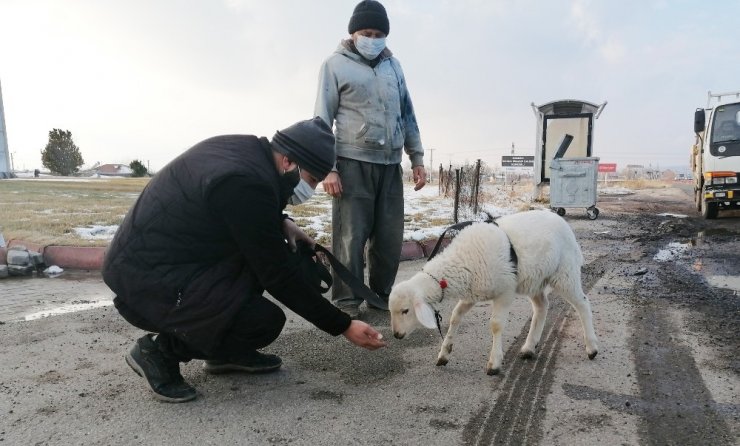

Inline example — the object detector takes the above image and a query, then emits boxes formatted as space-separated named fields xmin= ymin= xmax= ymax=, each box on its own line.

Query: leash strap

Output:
xmin=427 ymin=213 xmax=495 ymax=261
xmin=426 ymin=221 xmax=476 ymax=261
xmin=313 ymin=244 xmax=389 ymax=310
xmin=434 ymin=310 xmax=444 ymax=338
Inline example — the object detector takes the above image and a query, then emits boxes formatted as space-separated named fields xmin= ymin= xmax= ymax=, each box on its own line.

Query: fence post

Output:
xmin=473 ymin=159 xmax=481 ymax=215
xmin=453 ymin=168 xmax=461 ymax=223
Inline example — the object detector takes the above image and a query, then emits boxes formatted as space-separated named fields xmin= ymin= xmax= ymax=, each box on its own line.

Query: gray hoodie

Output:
xmin=314 ymin=40 xmax=424 ymax=167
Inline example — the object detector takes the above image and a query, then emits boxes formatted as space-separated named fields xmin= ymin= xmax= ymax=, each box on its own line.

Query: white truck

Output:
xmin=691 ymin=91 xmax=740 ymax=219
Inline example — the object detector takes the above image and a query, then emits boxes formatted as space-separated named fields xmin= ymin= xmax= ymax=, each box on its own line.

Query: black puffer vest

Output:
xmin=103 ymin=135 xmax=281 ymax=353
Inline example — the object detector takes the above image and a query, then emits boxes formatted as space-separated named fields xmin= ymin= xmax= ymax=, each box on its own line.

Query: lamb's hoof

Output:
xmin=436 ymin=358 xmax=448 ymax=367
xmin=486 ymin=367 xmax=500 ymax=376
xmin=445 ymin=344 xmax=453 ymax=354
xmin=588 ymin=350 xmax=598 ymax=360
xmin=520 ymin=350 xmax=536 ymax=360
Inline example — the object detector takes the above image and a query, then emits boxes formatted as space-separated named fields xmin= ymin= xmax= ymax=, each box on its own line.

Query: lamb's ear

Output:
xmin=413 ymin=297 xmax=437 ymax=329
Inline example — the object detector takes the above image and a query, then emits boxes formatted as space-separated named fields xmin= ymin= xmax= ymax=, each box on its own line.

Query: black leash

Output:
xmin=313 ymin=244 xmax=389 ymax=310
xmin=424 ymin=271 xmax=448 ymax=337
xmin=426 ymin=213 xmax=495 ymax=261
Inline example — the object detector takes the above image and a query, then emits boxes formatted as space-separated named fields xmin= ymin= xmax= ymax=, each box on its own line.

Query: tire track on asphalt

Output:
xmin=462 ymin=255 xmax=610 ymax=445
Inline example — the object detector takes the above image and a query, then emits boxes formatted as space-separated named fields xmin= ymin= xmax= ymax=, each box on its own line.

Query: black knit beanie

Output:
xmin=348 ymin=0 xmax=389 ymax=36
xmin=272 ymin=117 xmax=336 ymax=180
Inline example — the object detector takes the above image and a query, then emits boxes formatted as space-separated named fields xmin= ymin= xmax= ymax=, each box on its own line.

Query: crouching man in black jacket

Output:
xmin=103 ymin=117 xmax=386 ymax=403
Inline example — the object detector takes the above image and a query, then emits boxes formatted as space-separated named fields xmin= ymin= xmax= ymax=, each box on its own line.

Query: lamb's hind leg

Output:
xmin=437 ymin=300 xmax=474 ymax=366
xmin=520 ymin=292 xmax=549 ymax=359
xmin=554 ymin=278 xmax=599 ymax=359
xmin=486 ymin=293 xmax=515 ymax=375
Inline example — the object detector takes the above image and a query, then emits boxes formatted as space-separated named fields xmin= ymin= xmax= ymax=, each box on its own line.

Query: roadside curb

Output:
xmin=2 ymin=240 xmax=108 ymax=271
xmin=1 ymin=239 xmax=448 ymax=270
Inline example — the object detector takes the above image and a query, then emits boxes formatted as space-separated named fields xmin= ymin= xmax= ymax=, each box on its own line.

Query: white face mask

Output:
xmin=289 ymin=179 xmax=315 ymax=205
xmin=355 ymin=35 xmax=386 ymax=60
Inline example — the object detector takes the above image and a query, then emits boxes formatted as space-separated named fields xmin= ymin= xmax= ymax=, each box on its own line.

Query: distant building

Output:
xmin=624 ymin=164 xmax=646 ymax=179
xmin=95 ymin=163 xmax=133 ymax=177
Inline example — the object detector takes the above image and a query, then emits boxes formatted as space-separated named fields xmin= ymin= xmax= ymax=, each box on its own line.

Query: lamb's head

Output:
xmin=389 ymin=274 xmax=439 ymax=339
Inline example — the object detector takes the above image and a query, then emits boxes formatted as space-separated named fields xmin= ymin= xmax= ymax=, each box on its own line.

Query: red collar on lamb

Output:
xmin=424 ymin=272 xmax=448 ymax=302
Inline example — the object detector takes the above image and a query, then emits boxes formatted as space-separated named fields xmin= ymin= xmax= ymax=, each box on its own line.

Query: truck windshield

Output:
xmin=711 ymin=103 xmax=740 ymax=143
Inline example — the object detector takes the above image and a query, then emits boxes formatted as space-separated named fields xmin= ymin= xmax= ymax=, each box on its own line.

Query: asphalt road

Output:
xmin=0 ymin=184 xmax=738 ymax=445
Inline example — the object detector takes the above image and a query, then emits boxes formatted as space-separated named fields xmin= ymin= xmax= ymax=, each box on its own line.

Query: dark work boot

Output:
xmin=202 ymin=350 xmax=282 ymax=374
xmin=366 ymin=294 xmax=389 ymax=311
xmin=125 ymin=334 xmax=197 ymax=403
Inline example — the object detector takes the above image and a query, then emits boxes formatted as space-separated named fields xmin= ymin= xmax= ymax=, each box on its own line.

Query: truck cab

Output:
xmin=691 ymin=91 xmax=740 ymax=219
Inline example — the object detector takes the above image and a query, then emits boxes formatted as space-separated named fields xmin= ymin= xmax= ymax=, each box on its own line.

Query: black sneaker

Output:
xmin=125 ymin=334 xmax=197 ymax=403
xmin=202 ymin=351 xmax=282 ymax=374
xmin=338 ymin=304 xmax=361 ymax=319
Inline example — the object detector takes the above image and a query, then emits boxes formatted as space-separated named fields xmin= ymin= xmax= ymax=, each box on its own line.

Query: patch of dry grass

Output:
xmin=0 ymin=178 xmax=148 ymax=246
xmin=619 ymin=179 xmax=672 ymax=190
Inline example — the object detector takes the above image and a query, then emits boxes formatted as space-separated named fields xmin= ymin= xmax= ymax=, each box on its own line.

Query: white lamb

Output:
xmin=389 ymin=210 xmax=599 ymax=375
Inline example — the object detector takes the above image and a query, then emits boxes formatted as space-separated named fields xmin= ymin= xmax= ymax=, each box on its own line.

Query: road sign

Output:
xmin=598 ymin=163 xmax=617 ymax=173
xmin=501 ymin=156 xmax=534 ymax=167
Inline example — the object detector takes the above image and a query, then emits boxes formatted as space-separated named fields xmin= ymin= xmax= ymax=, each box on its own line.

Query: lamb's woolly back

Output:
xmin=423 ymin=223 xmax=517 ymax=302
xmin=495 ymin=210 xmax=584 ymax=296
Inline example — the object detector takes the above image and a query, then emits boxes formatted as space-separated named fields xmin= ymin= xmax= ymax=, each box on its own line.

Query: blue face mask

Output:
xmin=289 ymin=179 xmax=315 ymax=205
xmin=355 ymin=35 xmax=386 ymax=60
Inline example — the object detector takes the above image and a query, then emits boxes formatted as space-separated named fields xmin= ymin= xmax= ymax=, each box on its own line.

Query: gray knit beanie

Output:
xmin=348 ymin=0 xmax=389 ymax=36
xmin=272 ymin=117 xmax=335 ymax=180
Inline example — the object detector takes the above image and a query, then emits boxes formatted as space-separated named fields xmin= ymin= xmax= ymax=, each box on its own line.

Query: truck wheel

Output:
xmin=700 ymin=189 xmax=719 ymax=219
xmin=702 ymin=201 xmax=718 ymax=219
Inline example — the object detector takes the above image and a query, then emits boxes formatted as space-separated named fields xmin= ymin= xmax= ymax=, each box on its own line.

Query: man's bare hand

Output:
xmin=322 ymin=171 xmax=343 ymax=197
xmin=413 ymin=165 xmax=427 ymax=191
xmin=282 ymin=218 xmax=314 ymax=252
xmin=343 ymin=320 xmax=387 ymax=350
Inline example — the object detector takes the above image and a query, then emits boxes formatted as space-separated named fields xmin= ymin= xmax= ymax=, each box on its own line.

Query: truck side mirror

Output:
xmin=694 ymin=109 xmax=705 ymax=133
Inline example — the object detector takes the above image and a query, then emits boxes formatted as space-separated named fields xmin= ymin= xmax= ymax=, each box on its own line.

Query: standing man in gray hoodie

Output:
xmin=314 ymin=0 xmax=426 ymax=317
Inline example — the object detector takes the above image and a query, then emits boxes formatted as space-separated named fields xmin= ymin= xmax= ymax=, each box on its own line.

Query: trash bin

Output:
xmin=549 ymin=157 xmax=600 ymax=219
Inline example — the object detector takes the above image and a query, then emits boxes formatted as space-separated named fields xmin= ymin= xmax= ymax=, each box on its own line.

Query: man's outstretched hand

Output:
xmin=343 ymin=320 xmax=387 ymax=350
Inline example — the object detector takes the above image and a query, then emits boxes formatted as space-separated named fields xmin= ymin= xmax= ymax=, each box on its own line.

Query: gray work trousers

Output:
xmin=331 ymin=158 xmax=404 ymax=308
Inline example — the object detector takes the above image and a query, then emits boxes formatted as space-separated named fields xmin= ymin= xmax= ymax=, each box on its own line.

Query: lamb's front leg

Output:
xmin=486 ymin=294 xmax=514 ymax=375
xmin=437 ymin=300 xmax=474 ymax=366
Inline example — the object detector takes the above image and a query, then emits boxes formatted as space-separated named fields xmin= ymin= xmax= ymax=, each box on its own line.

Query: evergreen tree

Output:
xmin=129 ymin=159 xmax=148 ymax=177
xmin=41 ymin=129 xmax=84 ymax=176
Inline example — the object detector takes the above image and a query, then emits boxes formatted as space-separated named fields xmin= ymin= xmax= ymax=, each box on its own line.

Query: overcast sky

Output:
xmin=1 ymin=0 xmax=739 ymax=173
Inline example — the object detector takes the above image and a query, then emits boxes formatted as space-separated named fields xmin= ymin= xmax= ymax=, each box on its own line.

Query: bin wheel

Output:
xmin=556 ymin=208 xmax=566 ymax=217
xmin=587 ymin=207 xmax=599 ymax=220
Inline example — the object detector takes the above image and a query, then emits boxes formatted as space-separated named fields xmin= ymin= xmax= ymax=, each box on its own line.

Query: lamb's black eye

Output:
xmin=401 ymin=309 xmax=409 ymax=315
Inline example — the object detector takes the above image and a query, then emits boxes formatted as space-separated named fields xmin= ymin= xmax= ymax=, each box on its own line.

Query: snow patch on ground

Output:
xmin=24 ymin=300 xmax=113 ymax=321
xmin=653 ymin=242 xmax=692 ymax=262
xmin=657 ymin=213 xmax=688 ymax=218
xmin=73 ymin=225 xmax=119 ymax=240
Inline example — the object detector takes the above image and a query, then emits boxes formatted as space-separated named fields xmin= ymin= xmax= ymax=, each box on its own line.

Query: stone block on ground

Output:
xmin=7 ymin=247 xmax=32 ymax=266
xmin=8 ymin=264 xmax=35 ymax=276
xmin=0 ymin=265 xmax=8 ymax=279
